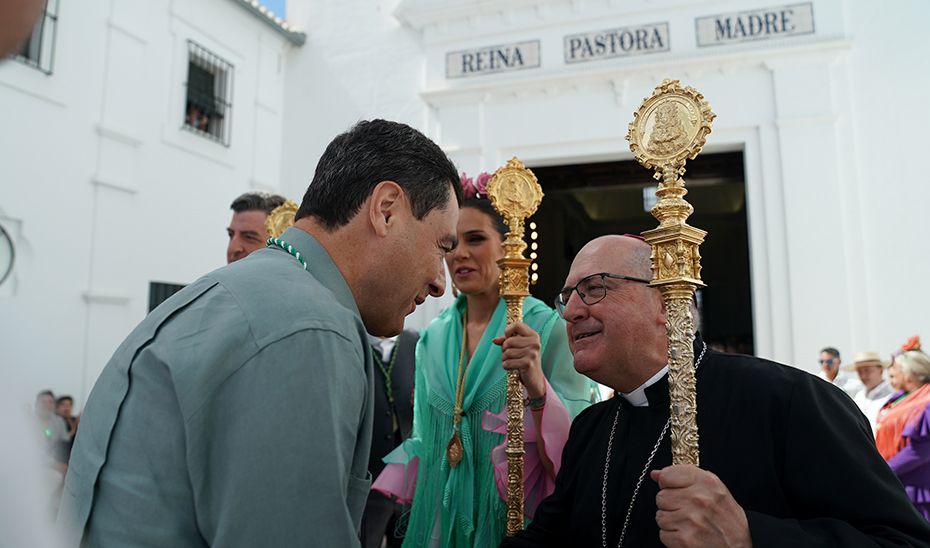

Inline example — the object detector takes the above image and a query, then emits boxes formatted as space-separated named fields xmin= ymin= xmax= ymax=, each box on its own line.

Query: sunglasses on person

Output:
xmin=819 ymin=359 xmax=836 ymax=365
xmin=555 ymin=272 xmax=651 ymax=318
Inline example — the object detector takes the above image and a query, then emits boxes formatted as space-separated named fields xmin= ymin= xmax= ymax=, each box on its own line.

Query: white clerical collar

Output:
xmin=619 ymin=365 xmax=669 ymax=407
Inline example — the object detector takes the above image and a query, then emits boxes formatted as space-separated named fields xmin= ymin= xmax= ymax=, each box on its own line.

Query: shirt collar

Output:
xmin=276 ymin=226 xmax=361 ymax=318
xmin=865 ymin=380 xmax=891 ymax=399
xmin=619 ymin=365 xmax=669 ymax=407
xmin=618 ymin=333 xmax=705 ymax=407
xmin=367 ymin=334 xmax=398 ymax=361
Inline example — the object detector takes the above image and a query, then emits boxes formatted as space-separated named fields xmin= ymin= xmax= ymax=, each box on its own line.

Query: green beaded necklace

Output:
xmin=267 ymin=238 xmax=310 ymax=272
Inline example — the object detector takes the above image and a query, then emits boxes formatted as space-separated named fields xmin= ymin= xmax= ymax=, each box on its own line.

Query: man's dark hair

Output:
xmin=57 ymin=395 xmax=73 ymax=406
xmin=463 ymin=198 xmax=507 ymax=239
xmin=37 ymin=389 xmax=54 ymax=401
xmin=821 ymin=347 xmax=840 ymax=359
xmin=230 ymin=191 xmax=286 ymax=215
xmin=295 ymin=119 xmax=463 ymax=229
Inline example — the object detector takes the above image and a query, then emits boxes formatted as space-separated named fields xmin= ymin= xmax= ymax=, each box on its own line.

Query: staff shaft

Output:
xmin=660 ymin=287 xmax=699 ymax=466
xmin=500 ymin=269 xmax=530 ymax=536
xmin=486 ymin=157 xmax=544 ymax=536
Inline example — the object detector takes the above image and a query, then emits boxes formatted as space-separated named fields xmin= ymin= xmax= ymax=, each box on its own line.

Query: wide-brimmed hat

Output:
xmin=842 ymin=351 xmax=891 ymax=370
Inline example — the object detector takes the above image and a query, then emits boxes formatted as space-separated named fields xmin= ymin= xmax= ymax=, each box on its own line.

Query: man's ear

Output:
xmin=657 ymin=293 xmax=667 ymax=326
xmin=368 ymin=181 xmax=403 ymax=238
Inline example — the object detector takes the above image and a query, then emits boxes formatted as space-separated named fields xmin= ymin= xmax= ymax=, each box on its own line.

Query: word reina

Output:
xmin=462 ymin=47 xmax=525 ymax=73
xmin=446 ymin=41 xmax=540 ymax=78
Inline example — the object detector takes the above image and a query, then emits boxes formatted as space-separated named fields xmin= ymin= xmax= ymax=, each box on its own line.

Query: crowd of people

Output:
xmin=878 ymin=341 xmax=930 ymax=520
xmin=206 ymin=164 xmax=930 ymax=546
xmin=817 ymin=339 xmax=930 ymax=521
xmin=16 ymin=121 xmax=930 ymax=547
xmin=26 ymin=390 xmax=80 ymax=516
xmin=5 ymin=1 xmax=927 ymax=545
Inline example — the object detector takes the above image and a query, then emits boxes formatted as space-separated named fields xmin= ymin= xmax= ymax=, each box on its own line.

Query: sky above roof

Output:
xmin=260 ymin=0 xmax=285 ymax=18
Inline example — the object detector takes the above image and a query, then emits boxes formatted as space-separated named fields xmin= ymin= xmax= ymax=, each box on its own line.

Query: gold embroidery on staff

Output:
xmin=486 ymin=158 xmax=544 ymax=535
xmin=626 ymin=79 xmax=715 ymax=466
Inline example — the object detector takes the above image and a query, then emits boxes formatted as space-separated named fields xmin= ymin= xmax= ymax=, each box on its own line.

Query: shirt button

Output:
xmin=385 ymin=434 xmax=392 ymax=440
xmin=385 ymin=411 xmax=391 ymax=417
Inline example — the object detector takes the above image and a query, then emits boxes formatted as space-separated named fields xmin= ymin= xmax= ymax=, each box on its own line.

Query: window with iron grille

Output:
xmin=148 ymin=282 xmax=186 ymax=313
xmin=183 ymin=41 xmax=234 ymax=146
xmin=14 ymin=0 xmax=60 ymax=74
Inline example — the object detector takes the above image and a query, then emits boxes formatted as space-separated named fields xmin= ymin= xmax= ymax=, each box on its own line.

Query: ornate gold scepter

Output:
xmin=265 ymin=200 xmax=299 ymax=239
xmin=626 ymin=79 xmax=715 ymax=466
xmin=486 ymin=158 xmax=544 ymax=536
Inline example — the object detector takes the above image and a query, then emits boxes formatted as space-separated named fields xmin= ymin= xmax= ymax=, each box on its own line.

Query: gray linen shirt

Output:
xmin=58 ymin=227 xmax=374 ymax=547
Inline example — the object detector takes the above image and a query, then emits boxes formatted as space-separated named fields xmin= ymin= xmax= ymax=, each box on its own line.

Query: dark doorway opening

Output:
xmin=526 ymin=150 xmax=754 ymax=355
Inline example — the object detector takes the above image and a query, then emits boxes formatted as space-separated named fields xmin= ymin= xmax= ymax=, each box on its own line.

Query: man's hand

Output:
xmin=650 ymin=465 xmax=752 ymax=548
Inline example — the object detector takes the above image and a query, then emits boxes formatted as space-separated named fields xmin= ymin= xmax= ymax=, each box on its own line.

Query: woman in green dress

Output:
xmin=373 ymin=174 xmax=596 ymax=547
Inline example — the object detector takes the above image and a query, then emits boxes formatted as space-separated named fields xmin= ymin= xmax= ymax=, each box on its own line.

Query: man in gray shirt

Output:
xmin=58 ymin=119 xmax=463 ymax=547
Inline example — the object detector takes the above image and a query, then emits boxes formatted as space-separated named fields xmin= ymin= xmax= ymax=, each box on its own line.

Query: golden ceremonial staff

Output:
xmin=626 ymin=79 xmax=715 ymax=466
xmin=486 ymin=158 xmax=544 ymax=535
xmin=265 ymin=200 xmax=299 ymax=239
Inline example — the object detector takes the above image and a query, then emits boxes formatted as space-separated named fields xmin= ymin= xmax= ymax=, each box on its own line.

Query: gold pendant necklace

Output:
xmin=446 ymin=307 xmax=470 ymax=467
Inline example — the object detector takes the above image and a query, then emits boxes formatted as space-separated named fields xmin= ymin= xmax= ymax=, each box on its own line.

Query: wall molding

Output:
xmin=82 ymin=291 xmax=131 ymax=305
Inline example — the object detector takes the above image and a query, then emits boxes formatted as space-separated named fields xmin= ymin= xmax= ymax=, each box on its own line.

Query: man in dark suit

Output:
xmin=362 ymin=330 xmax=418 ymax=548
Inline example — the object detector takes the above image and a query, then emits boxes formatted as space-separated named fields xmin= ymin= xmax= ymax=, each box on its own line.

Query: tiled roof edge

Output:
xmin=230 ymin=0 xmax=306 ymax=46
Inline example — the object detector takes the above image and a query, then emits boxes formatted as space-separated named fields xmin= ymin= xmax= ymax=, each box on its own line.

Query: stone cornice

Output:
xmin=421 ymin=37 xmax=851 ymax=107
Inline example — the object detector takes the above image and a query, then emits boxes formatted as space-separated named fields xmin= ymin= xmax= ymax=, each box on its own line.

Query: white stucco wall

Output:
xmin=282 ymin=0 xmax=929 ymax=370
xmin=279 ymin=0 xmax=458 ymax=329
xmin=375 ymin=0 xmax=930 ymax=370
xmin=3 ymin=0 xmax=928 ymax=411
xmin=0 ymin=0 xmax=294 ymax=409
xmin=840 ymin=0 xmax=930 ymax=362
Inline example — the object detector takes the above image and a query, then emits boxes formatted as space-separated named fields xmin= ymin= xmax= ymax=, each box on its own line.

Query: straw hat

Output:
xmin=842 ymin=351 xmax=891 ymax=371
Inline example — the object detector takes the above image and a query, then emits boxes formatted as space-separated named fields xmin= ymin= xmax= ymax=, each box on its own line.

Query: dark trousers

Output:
xmin=360 ymin=490 xmax=405 ymax=548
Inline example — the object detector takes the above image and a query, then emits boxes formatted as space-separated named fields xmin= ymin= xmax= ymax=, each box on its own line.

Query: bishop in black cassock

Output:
xmin=502 ymin=235 xmax=930 ymax=548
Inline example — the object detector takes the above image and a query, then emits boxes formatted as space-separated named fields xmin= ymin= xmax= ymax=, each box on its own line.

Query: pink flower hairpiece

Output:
xmin=901 ymin=336 xmax=921 ymax=353
xmin=892 ymin=336 xmax=921 ymax=363
xmin=461 ymin=172 xmax=492 ymax=199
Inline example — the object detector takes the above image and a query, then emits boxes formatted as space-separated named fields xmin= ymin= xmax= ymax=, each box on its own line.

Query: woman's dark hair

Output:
xmin=463 ymin=197 xmax=508 ymax=239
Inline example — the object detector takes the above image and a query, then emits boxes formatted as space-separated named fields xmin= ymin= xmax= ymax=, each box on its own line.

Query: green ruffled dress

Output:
xmin=377 ymin=295 xmax=596 ymax=547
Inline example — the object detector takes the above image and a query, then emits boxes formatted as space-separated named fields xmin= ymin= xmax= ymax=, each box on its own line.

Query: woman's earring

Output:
xmin=452 ymin=284 xmax=459 ymax=298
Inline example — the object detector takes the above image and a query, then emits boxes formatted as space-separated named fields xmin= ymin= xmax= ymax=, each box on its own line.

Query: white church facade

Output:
xmin=2 ymin=0 xmax=928 ymax=410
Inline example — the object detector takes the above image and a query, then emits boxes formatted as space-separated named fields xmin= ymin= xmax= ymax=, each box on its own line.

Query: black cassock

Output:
xmin=501 ymin=335 xmax=930 ymax=548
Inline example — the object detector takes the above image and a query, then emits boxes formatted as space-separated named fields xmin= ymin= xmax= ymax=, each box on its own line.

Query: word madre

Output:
xmin=696 ymin=3 xmax=814 ymax=46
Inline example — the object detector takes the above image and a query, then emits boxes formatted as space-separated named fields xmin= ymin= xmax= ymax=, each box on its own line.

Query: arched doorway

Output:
xmin=526 ymin=150 xmax=754 ymax=355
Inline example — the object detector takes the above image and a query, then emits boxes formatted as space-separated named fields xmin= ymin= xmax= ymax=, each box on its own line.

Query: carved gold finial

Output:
xmin=487 ymin=158 xmax=544 ymax=241
xmin=627 ymin=79 xmax=715 ymax=172
xmin=264 ymin=200 xmax=298 ymax=239
xmin=627 ymin=79 xmax=715 ymax=467
xmin=486 ymin=157 xmax=543 ymax=536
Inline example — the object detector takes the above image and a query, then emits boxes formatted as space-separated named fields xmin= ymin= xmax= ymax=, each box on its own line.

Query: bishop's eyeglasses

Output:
xmin=555 ymin=272 xmax=651 ymax=318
